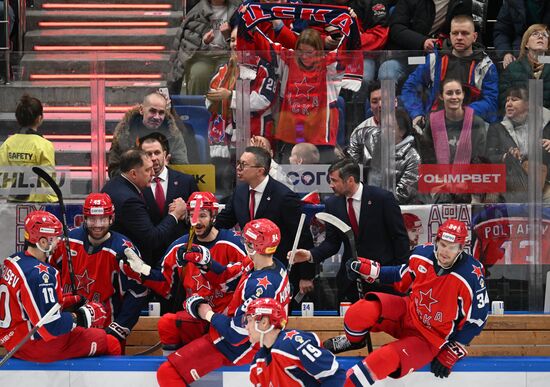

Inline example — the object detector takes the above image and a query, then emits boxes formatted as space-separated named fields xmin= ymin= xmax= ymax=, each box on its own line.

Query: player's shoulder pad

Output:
xmin=278 ymin=329 xmax=318 ymax=353
xmin=410 ymin=244 xmax=435 ymax=261
xmin=69 ymin=226 xmax=86 ymax=239
xmin=454 ymin=253 xmax=486 ymax=288
xmin=166 ymin=234 xmax=190 ymax=251
xmin=110 ymin=233 xmax=139 ymax=253
xmin=217 ymin=229 xmax=245 ymax=249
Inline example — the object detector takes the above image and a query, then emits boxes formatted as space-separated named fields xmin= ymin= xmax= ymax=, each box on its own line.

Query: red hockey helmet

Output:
xmin=187 ymin=191 xmax=219 ymax=215
xmin=83 ymin=193 xmax=114 ymax=217
xmin=402 ymin=213 xmax=422 ymax=231
xmin=436 ymin=219 xmax=468 ymax=245
xmin=24 ymin=210 xmax=63 ymax=244
xmin=246 ymin=297 xmax=287 ymax=330
xmin=242 ymin=218 xmax=281 ymax=255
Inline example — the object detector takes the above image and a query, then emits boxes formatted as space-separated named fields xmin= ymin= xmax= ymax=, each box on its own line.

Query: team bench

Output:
xmin=124 ymin=314 xmax=550 ymax=357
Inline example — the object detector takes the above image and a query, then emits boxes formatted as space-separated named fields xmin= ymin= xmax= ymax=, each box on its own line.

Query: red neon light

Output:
xmin=43 ymin=106 xmax=133 ymax=113
xmin=42 ymin=3 xmax=172 ymax=10
xmin=39 ymin=21 xmax=168 ymax=28
xmin=45 ymin=135 xmax=114 ymax=141
xmin=34 ymin=45 xmax=165 ymax=51
xmin=30 ymin=74 xmax=162 ymax=80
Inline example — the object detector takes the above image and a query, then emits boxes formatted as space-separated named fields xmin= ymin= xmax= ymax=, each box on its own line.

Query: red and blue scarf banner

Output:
xmin=237 ymin=3 xmax=361 ymax=50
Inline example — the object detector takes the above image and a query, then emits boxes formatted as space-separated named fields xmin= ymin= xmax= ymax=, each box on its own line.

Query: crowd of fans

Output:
xmin=163 ymin=0 xmax=550 ymax=204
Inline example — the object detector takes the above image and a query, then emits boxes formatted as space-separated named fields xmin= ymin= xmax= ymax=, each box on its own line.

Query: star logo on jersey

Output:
xmin=418 ymin=289 xmax=438 ymax=312
xmin=76 ymin=269 xmax=95 ymax=294
xmin=35 ymin=263 xmax=49 ymax=274
xmin=192 ymin=272 xmax=211 ymax=292
xmin=256 ymin=276 xmax=272 ymax=290
xmin=472 ymin=265 xmax=483 ymax=280
xmin=283 ymin=330 xmax=299 ymax=341
xmin=122 ymin=240 xmax=134 ymax=249
xmin=294 ymin=77 xmax=315 ymax=100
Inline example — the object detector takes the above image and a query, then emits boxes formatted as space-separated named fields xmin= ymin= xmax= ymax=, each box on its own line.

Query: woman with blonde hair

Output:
xmin=500 ymin=24 xmax=550 ymax=109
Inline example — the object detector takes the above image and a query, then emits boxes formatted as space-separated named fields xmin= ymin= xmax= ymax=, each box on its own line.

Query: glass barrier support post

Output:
xmin=527 ymin=78 xmax=544 ymax=310
xmin=90 ymin=60 xmax=107 ymax=192
xmin=235 ymin=77 xmax=251 ymax=181
xmin=380 ymin=79 xmax=396 ymax=192
xmin=1 ymin=0 xmax=9 ymax=82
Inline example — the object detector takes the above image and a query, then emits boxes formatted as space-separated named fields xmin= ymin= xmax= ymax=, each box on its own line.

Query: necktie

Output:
xmin=155 ymin=177 xmax=166 ymax=213
xmin=249 ymin=189 xmax=256 ymax=220
xmin=347 ymin=197 xmax=359 ymax=238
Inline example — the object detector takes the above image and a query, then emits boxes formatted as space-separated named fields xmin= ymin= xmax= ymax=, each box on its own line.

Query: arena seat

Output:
xmin=173 ymin=105 xmax=210 ymax=139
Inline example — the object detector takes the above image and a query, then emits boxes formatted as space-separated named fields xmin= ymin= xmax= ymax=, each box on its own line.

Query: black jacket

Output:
xmin=388 ymin=0 xmax=487 ymax=50
xmin=493 ymin=0 xmax=550 ymax=59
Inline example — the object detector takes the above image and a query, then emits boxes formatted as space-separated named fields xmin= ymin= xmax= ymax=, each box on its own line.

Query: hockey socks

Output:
xmin=344 ymin=299 xmax=381 ymax=343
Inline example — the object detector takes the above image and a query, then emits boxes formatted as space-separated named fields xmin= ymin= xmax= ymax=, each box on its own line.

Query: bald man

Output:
xmin=108 ymin=92 xmax=189 ymax=176
xmin=289 ymin=143 xmax=321 ymax=165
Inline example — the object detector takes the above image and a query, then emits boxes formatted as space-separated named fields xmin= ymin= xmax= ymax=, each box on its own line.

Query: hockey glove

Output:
xmin=431 ymin=341 xmax=467 ymax=378
xmin=123 ymin=248 xmax=151 ymax=276
xmin=176 ymin=245 xmax=211 ymax=272
xmin=183 ymin=294 xmax=209 ymax=320
xmin=75 ymin=302 xmax=109 ymax=329
xmin=105 ymin=321 xmax=131 ymax=342
xmin=61 ymin=293 xmax=87 ymax=312
xmin=346 ymin=257 xmax=380 ymax=283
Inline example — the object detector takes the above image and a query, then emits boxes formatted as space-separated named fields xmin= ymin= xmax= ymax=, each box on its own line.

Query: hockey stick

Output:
xmin=315 ymin=211 xmax=373 ymax=353
xmin=32 ymin=166 xmax=78 ymax=295
xmin=288 ymin=213 xmax=308 ymax=304
xmin=0 ymin=303 xmax=62 ymax=367
xmin=134 ymin=209 xmax=200 ymax=357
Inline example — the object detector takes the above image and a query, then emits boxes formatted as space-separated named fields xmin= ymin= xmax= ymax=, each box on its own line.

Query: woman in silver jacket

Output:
xmin=347 ymin=108 xmax=421 ymax=204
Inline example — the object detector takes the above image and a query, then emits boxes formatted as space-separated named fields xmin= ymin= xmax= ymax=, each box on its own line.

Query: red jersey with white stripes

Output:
xmin=377 ymin=243 xmax=489 ymax=348
xmin=0 ymin=253 xmax=73 ymax=351
xmin=143 ymin=229 xmax=247 ymax=314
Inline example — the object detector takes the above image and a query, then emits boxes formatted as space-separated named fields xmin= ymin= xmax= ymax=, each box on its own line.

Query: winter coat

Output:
xmin=348 ymin=124 xmax=421 ymax=204
xmin=493 ymin=0 xmax=550 ymax=59
xmin=388 ymin=0 xmax=488 ymax=50
xmin=499 ymin=56 xmax=550 ymax=110
xmin=167 ymin=0 xmax=240 ymax=91
xmin=401 ymin=43 xmax=499 ymax=123
xmin=108 ymin=107 xmax=189 ymax=177
xmin=486 ymin=113 xmax=550 ymax=201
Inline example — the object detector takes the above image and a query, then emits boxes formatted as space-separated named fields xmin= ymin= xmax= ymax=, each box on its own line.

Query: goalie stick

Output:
xmin=315 ymin=211 xmax=373 ymax=353
xmin=0 ymin=303 xmax=62 ymax=367
xmin=32 ymin=166 xmax=78 ymax=295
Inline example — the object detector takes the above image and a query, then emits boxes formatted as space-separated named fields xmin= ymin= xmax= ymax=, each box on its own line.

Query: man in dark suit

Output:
xmin=139 ymin=132 xmax=198 ymax=259
xmin=215 ymin=146 xmax=315 ymax=297
xmin=101 ymin=149 xmax=188 ymax=266
xmin=292 ymin=158 xmax=409 ymax=303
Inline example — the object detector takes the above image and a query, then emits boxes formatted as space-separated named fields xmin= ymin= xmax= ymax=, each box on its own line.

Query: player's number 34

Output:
xmin=477 ymin=292 xmax=489 ymax=308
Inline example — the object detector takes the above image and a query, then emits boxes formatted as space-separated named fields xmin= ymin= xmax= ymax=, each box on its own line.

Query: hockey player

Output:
xmin=0 ymin=211 xmax=120 ymax=362
xmin=343 ymin=219 xmax=489 ymax=385
xmin=246 ymin=297 xmax=346 ymax=386
xmin=123 ymin=191 xmax=247 ymax=355
xmin=155 ymin=218 xmax=291 ymax=386
xmin=49 ymin=193 xmax=148 ymax=346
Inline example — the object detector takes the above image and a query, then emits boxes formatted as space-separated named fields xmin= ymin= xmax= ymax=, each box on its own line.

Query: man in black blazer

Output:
xmin=292 ymin=158 xmax=409 ymax=303
xmin=215 ymin=146 xmax=315 ymax=296
xmin=139 ymin=132 xmax=198 ymax=259
xmin=101 ymin=149 xmax=188 ymax=266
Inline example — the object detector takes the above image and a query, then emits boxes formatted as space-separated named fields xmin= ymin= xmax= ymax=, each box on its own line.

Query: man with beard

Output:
xmin=108 ymin=92 xmax=189 ymax=176
xmin=122 ymin=191 xmax=247 ymax=355
xmin=139 ymin=132 xmax=198 ymax=259
xmin=50 ymin=193 xmax=149 ymax=349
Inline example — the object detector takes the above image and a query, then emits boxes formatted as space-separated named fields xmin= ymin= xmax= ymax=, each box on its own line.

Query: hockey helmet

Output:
xmin=246 ymin=297 xmax=287 ymax=330
xmin=242 ymin=218 xmax=281 ymax=255
xmin=24 ymin=210 xmax=63 ymax=244
xmin=402 ymin=213 xmax=422 ymax=231
xmin=436 ymin=219 xmax=468 ymax=245
xmin=83 ymin=193 xmax=114 ymax=217
xmin=187 ymin=192 xmax=219 ymax=215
